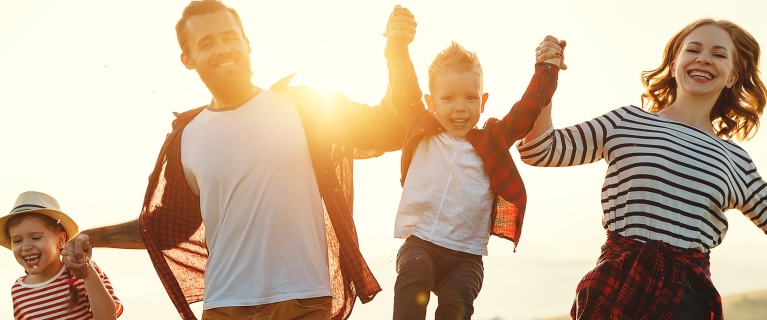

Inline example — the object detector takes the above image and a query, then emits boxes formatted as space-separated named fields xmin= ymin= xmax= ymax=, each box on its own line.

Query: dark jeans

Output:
xmin=393 ymin=236 xmax=484 ymax=320
xmin=672 ymin=277 xmax=711 ymax=320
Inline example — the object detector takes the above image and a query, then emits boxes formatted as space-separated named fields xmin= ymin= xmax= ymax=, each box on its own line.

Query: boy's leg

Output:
xmin=433 ymin=254 xmax=484 ymax=320
xmin=393 ymin=236 xmax=439 ymax=320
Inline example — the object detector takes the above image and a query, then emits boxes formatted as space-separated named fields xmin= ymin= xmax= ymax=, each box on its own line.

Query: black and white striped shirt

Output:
xmin=518 ymin=105 xmax=767 ymax=252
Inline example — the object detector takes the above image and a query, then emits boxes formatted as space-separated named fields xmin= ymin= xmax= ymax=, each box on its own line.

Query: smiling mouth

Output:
xmin=689 ymin=70 xmax=713 ymax=80
xmin=215 ymin=61 xmax=235 ymax=68
xmin=451 ymin=118 xmax=468 ymax=127
xmin=23 ymin=254 xmax=40 ymax=268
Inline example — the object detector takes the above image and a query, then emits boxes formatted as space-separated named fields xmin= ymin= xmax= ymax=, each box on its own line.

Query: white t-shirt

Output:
xmin=395 ymin=132 xmax=494 ymax=255
xmin=181 ymin=89 xmax=331 ymax=309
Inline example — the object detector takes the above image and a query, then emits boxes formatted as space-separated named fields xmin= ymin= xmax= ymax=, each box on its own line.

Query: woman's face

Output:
xmin=671 ymin=24 xmax=738 ymax=101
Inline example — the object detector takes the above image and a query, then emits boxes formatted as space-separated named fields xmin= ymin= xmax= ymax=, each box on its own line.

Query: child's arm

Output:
xmin=62 ymin=243 xmax=120 ymax=320
xmin=522 ymin=36 xmax=566 ymax=144
xmin=384 ymin=5 xmax=424 ymax=123
xmin=494 ymin=36 xmax=563 ymax=146
xmin=81 ymin=260 xmax=118 ymax=320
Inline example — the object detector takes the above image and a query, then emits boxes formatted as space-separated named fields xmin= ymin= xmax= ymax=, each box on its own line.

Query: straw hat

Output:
xmin=0 ymin=191 xmax=79 ymax=249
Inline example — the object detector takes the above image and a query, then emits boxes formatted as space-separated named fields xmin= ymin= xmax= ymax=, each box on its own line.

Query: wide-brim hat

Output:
xmin=0 ymin=191 xmax=79 ymax=249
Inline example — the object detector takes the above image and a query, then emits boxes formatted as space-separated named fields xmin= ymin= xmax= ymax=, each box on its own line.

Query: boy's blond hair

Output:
xmin=428 ymin=42 xmax=484 ymax=93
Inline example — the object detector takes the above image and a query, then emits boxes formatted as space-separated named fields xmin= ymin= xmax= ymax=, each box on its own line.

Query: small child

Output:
xmin=384 ymin=6 xmax=564 ymax=319
xmin=1 ymin=191 xmax=122 ymax=320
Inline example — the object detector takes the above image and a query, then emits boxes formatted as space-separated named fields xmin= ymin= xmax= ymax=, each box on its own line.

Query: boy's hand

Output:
xmin=384 ymin=5 xmax=416 ymax=45
xmin=536 ymin=35 xmax=567 ymax=70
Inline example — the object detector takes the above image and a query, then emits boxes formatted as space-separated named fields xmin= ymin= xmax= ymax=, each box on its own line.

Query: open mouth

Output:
xmin=216 ymin=61 xmax=235 ymax=68
xmin=688 ymin=70 xmax=713 ymax=80
xmin=451 ymin=118 xmax=468 ymax=128
xmin=23 ymin=254 xmax=40 ymax=268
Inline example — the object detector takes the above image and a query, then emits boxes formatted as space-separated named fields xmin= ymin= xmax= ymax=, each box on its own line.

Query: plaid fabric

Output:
xmin=137 ymin=76 xmax=402 ymax=319
xmin=387 ymin=43 xmax=558 ymax=249
xmin=571 ymin=232 xmax=723 ymax=320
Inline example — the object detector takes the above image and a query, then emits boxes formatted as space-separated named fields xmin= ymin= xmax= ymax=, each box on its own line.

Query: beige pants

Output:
xmin=201 ymin=297 xmax=332 ymax=320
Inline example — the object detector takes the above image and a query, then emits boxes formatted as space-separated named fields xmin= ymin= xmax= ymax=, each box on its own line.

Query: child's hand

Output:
xmin=536 ymin=35 xmax=567 ymax=70
xmin=62 ymin=234 xmax=93 ymax=278
xmin=384 ymin=5 xmax=417 ymax=45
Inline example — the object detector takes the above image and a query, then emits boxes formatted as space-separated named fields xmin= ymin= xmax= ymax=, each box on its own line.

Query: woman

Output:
xmin=522 ymin=19 xmax=766 ymax=319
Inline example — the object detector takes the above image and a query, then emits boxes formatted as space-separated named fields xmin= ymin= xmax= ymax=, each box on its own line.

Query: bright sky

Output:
xmin=1 ymin=1 xmax=766 ymax=319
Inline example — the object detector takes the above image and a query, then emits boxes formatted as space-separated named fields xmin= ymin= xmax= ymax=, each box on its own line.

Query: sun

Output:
xmin=292 ymin=42 xmax=368 ymax=96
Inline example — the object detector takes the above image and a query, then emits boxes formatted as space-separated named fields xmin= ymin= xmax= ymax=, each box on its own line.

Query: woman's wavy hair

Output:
xmin=641 ymin=19 xmax=766 ymax=141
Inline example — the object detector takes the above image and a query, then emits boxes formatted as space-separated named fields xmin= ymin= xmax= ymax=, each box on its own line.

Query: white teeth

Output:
xmin=24 ymin=255 xmax=40 ymax=262
xmin=217 ymin=61 xmax=235 ymax=67
xmin=23 ymin=254 xmax=40 ymax=266
xmin=689 ymin=70 xmax=713 ymax=80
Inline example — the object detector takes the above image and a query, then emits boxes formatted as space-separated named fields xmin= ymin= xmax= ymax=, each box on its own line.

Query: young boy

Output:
xmin=384 ymin=7 xmax=564 ymax=319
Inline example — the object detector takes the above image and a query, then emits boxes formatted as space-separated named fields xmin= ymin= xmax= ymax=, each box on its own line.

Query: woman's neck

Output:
xmin=657 ymin=96 xmax=717 ymax=134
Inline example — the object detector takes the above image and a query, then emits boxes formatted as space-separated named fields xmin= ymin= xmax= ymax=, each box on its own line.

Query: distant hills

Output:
xmin=534 ymin=288 xmax=767 ymax=320
xmin=348 ymin=242 xmax=767 ymax=320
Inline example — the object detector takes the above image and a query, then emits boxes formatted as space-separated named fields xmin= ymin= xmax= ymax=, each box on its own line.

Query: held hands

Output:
xmin=384 ymin=5 xmax=417 ymax=46
xmin=536 ymin=35 xmax=567 ymax=70
xmin=61 ymin=233 xmax=93 ymax=278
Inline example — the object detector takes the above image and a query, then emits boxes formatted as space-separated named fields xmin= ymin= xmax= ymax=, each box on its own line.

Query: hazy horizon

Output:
xmin=2 ymin=1 xmax=766 ymax=319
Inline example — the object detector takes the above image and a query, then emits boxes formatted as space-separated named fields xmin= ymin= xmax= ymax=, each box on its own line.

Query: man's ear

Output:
xmin=181 ymin=53 xmax=193 ymax=70
xmin=480 ymin=93 xmax=489 ymax=113
xmin=424 ymin=94 xmax=435 ymax=114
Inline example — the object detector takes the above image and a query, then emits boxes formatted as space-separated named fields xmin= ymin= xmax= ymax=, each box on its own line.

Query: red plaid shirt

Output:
xmin=137 ymin=75 xmax=404 ymax=319
xmin=386 ymin=42 xmax=559 ymax=248
xmin=572 ymin=232 xmax=723 ymax=320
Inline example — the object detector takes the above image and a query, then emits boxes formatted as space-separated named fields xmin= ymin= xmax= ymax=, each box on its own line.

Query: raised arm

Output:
xmin=522 ymin=36 xmax=567 ymax=144
xmin=384 ymin=5 xmax=424 ymax=122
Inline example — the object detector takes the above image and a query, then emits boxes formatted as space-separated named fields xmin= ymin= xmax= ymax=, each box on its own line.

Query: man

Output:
xmin=63 ymin=1 xmax=418 ymax=319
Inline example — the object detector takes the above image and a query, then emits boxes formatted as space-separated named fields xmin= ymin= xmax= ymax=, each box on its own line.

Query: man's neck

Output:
xmin=209 ymin=86 xmax=262 ymax=111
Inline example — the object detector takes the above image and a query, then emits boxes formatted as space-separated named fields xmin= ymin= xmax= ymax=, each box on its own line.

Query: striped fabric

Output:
xmin=11 ymin=264 xmax=122 ymax=320
xmin=518 ymin=105 xmax=767 ymax=252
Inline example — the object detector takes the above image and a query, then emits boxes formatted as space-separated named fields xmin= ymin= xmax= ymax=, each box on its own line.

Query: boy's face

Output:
xmin=425 ymin=69 xmax=488 ymax=139
xmin=9 ymin=217 xmax=66 ymax=282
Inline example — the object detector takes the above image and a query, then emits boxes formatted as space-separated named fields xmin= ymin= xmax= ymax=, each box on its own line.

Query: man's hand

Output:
xmin=384 ymin=5 xmax=417 ymax=45
xmin=62 ymin=233 xmax=93 ymax=278
xmin=535 ymin=35 xmax=567 ymax=70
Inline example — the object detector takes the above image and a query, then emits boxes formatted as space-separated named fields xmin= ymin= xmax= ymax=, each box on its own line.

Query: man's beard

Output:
xmin=197 ymin=57 xmax=254 ymax=101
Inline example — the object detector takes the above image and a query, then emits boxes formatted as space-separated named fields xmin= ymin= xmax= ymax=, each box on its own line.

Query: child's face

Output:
xmin=9 ymin=216 xmax=66 ymax=282
xmin=425 ymin=69 xmax=488 ymax=139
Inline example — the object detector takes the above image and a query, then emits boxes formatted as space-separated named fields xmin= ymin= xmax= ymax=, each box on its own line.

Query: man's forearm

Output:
xmin=81 ymin=219 xmax=146 ymax=249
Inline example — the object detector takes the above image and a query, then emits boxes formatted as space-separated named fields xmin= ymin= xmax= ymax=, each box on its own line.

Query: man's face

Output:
xmin=181 ymin=10 xmax=253 ymax=99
